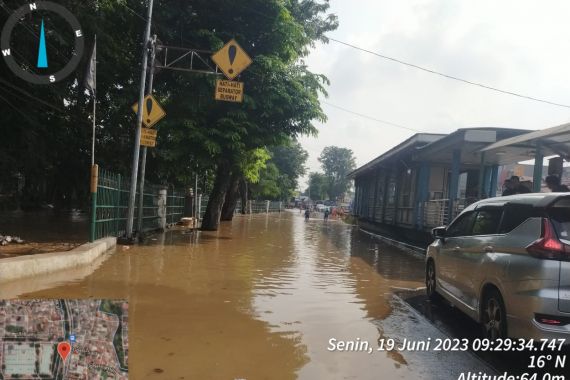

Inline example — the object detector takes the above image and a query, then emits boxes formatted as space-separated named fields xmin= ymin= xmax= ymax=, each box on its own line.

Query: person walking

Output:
xmin=305 ymin=208 xmax=310 ymax=221
xmin=545 ymin=175 xmax=570 ymax=192
xmin=324 ymin=208 xmax=330 ymax=221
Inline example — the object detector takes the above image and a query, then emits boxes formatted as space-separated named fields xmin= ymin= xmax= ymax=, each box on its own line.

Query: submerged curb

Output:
xmin=359 ymin=228 xmax=426 ymax=257
xmin=0 ymin=237 xmax=116 ymax=283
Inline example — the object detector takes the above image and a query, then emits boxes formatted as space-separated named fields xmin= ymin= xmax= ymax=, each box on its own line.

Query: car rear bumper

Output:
xmin=507 ymin=283 xmax=570 ymax=344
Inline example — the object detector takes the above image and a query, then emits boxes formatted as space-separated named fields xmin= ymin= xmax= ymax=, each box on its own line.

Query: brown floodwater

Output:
xmin=0 ymin=210 xmax=427 ymax=379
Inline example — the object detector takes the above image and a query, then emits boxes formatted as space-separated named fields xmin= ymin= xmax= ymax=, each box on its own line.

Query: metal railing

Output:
xmin=91 ymin=168 xmax=185 ymax=241
xmin=195 ymin=198 xmax=282 ymax=220
xmin=166 ymin=189 xmax=185 ymax=225
xmin=422 ymin=198 xmax=473 ymax=228
xmin=422 ymin=199 xmax=450 ymax=228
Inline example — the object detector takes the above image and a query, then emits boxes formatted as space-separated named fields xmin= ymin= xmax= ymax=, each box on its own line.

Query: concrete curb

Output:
xmin=359 ymin=227 xmax=426 ymax=258
xmin=0 ymin=237 xmax=116 ymax=283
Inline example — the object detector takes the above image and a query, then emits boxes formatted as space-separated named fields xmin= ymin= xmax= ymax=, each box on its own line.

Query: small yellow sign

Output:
xmin=215 ymin=80 xmax=244 ymax=103
xmin=140 ymin=128 xmax=157 ymax=147
xmin=211 ymin=39 xmax=252 ymax=80
xmin=132 ymin=95 xmax=166 ymax=128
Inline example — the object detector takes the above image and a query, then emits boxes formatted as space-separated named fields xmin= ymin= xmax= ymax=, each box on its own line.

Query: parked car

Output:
xmin=426 ymin=193 xmax=570 ymax=342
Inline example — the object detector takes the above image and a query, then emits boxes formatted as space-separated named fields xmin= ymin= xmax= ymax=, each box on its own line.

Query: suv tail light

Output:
xmin=526 ymin=218 xmax=570 ymax=261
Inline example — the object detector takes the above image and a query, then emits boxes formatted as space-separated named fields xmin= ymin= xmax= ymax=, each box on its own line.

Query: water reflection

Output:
xmin=3 ymin=210 xmax=432 ymax=379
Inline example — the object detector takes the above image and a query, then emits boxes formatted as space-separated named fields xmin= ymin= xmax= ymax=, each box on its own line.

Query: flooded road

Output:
xmin=2 ymin=211 xmax=501 ymax=379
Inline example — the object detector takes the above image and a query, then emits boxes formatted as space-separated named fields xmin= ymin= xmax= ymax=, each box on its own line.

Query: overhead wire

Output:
xmin=227 ymin=2 xmax=570 ymax=110
xmin=327 ymin=38 xmax=570 ymax=110
xmin=321 ymin=101 xmax=421 ymax=133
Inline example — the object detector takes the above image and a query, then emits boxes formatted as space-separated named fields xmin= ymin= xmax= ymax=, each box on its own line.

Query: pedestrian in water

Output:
xmin=545 ymin=175 xmax=570 ymax=192
xmin=305 ymin=208 xmax=310 ymax=221
xmin=324 ymin=208 xmax=330 ymax=221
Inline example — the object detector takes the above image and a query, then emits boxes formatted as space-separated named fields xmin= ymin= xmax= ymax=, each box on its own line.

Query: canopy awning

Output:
xmin=481 ymin=122 xmax=570 ymax=164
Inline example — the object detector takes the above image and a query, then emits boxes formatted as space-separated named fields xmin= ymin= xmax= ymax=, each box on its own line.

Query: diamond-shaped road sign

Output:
xmin=132 ymin=94 xmax=166 ymax=128
xmin=211 ymin=39 xmax=252 ymax=81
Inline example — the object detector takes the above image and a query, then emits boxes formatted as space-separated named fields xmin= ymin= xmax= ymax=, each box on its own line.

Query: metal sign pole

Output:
xmin=194 ymin=170 xmax=198 ymax=228
xmin=125 ymin=0 xmax=155 ymax=240
xmin=137 ymin=35 xmax=157 ymax=234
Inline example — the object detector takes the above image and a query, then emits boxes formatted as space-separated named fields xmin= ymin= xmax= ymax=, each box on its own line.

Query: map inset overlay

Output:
xmin=0 ymin=299 xmax=128 ymax=379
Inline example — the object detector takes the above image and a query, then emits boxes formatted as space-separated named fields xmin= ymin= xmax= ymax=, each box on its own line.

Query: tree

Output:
xmin=249 ymin=140 xmax=309 ymax=202
xmin=221 ymin=148 xmax=270 ymax=221
xmin=306 ymin=172 xmax=329 ymax=200
xmin=318 ymin=146 xmax=356 ymax=200
xmin=270 ymin=140 xmax=309 ymax=194
xmin=196 ymin=1 xmax=337 ymax=230
xmin=0 ymin=0 xmax=338 ymax=234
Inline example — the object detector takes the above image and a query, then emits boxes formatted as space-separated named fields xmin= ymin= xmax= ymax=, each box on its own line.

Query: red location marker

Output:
xmin=57 ymin=342 xmax=71 ymax=361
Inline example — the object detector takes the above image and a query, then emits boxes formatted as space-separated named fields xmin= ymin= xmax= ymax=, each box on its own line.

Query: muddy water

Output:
xmin=1 ymin=210 xmax=426 ymax=379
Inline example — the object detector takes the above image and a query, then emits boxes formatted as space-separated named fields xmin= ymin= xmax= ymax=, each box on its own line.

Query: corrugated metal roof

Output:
xmin=347 ymin=133 xmax=444 ymax=179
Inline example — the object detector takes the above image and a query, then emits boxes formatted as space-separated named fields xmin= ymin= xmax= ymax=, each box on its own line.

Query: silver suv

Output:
xmin=426 ymin=193 xmax=570 ymax=343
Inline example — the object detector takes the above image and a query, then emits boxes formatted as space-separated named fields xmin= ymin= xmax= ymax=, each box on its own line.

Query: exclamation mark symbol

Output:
xmin=145 ymin=98 xmax=153 ymax=124
xmin=37 ymin=19 xmax=48 ymax=68
xmin=228 ymin=45 xmax=237 ymax=75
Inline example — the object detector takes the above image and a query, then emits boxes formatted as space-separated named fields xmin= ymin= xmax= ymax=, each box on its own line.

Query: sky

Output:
xmin=299 ymin=0 xmax=570 ymax=190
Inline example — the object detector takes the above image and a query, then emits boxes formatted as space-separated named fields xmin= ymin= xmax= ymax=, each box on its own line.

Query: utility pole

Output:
xmin=125 ymin=0 xmax=155 ymax=241
xmin=194 ymin=169 xmax=198 ymax=228
xmin=137 ymin=34 xmax=157 ymax=234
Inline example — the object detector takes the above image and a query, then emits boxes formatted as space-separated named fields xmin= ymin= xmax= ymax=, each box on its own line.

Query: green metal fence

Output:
xmin=91 ymin=169 xmax=284 ymax=241
xmin=167 ymin=189 xmax=185 ymax=225
xmin=91 ymin=169 xmax=186 ymax=241
xmin=92 ymin=169 xmax=128 ymax=241
xmin=198 ymin=198 xmax=282 ymax=218
xmin=137 ymin=181 xmax=161 ymax=232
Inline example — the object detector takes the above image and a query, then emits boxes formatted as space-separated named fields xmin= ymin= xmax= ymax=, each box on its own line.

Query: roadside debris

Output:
xmin=0 ymin=235 xmax=25 ymax=246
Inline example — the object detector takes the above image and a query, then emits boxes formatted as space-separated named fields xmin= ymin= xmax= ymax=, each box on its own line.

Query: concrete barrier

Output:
xmin=359 ymin=228 xmax=426 ymax=258
xmin=0 ymin=237 xmax=116 ymax=283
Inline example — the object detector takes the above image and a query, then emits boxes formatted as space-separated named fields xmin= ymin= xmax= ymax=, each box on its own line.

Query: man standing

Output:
xmin=545 ymin=175 xmax=570 ymax=192
xmin=502 ymin=176 xmax=530 ymax=196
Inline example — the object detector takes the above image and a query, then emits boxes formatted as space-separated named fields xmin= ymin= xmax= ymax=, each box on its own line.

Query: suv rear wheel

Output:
xmin=426 ymin=260 xmax=438 ymax=301
xmin=481 ymin=288 xmax=507 ymax=340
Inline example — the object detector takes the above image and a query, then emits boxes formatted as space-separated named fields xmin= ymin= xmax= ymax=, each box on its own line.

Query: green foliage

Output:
xmin=0 ymin=0 xmax=338 ymax=211
xmin=250 ymin=140 xmax=308 ymax=200
xmin=305 ymin=172 xmax=329 ymax=200
xmin=318 ymin=146 xmax=356 ymax=200
xmin=240 ymin=148 xmax=271 ymax=183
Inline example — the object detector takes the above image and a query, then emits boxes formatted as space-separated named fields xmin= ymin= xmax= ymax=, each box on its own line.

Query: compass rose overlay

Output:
xmin=1 ymin=1 xmax=85 ymax=84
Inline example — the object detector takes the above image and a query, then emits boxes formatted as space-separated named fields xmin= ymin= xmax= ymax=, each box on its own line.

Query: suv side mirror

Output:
xmin=432 ymin=226 xmax=447 ymax=240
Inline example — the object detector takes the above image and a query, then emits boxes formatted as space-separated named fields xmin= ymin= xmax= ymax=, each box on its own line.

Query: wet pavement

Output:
xmin=0 ymin=210 xmax=566 ymax=379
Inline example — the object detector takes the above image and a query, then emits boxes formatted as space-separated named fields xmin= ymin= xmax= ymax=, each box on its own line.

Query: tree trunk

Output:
xmin=221 ymin=174 xmax=240 ymax=221
xmin=239 ymin=179 xmax=248 ymax=214
xmin=201 ymin=162 xmax=232 ymax=231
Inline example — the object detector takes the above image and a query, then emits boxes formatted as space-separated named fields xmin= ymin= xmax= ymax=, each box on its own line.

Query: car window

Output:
xmin=446 ymin=211 xmax=476 ymax=237
xmin=498 ymin=204 xmax=536 ymax=233
xmin=471 ymin=209 xmax=502 ymax=235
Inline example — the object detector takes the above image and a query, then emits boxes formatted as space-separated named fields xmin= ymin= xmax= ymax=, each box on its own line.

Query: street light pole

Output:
xmin=125 ymin=0 xmax=155 ymax=241
xmin=137 ymin=34 xmax=157 ymax=234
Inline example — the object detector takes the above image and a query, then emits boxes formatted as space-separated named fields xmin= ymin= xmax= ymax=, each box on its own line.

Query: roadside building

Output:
xmin=348 ymin=128 xmax=531 ymax=245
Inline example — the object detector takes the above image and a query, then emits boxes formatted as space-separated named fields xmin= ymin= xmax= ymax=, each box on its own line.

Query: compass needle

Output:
xmin=37 ymin=18 xmax=48 ymax=68
xmin=1 ymin=2 xmax=84 ymax=84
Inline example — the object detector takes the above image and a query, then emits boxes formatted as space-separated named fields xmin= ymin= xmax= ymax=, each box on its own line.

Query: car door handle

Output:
xmin=484 ymin=246 xmax=494 ymax=253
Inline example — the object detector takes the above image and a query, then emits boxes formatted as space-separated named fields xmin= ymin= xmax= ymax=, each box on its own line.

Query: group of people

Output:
xmin=303 ymin=207 xmax=332 ymax=221
xmin=502 ymin=174 xmax=569 ymax=196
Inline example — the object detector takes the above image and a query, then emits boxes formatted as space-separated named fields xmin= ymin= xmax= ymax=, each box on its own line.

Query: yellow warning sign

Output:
xmin=140 ymin=128 xmax=157 ymax=147
xmin=132 ymin=95 xmax=166 ymax=128
xmin=215 ymin=80 xmax=244 ymax=103
xmin=211 ymin=39 xmax=252 ymax=80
